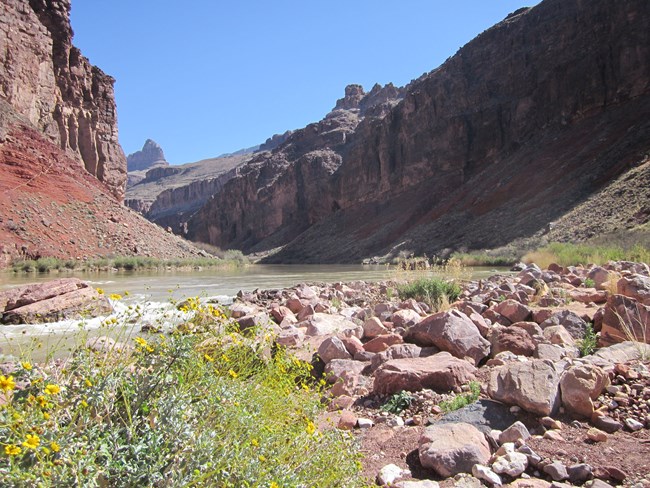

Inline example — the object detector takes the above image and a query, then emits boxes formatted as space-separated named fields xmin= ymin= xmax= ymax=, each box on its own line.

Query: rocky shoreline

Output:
xmin=2 ymin=261 xmax=650 ymax=486
xmin=222 ymin=260 xmax=650 ymax=486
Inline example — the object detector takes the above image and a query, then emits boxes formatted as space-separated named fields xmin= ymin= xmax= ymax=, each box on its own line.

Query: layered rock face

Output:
xmin=0 ymin=0 xmax=126 ymax=199
xmin=187 ymin=0 xmax=650 ymax=262
xmin=127 ymin=139 xmax=168 ymax=172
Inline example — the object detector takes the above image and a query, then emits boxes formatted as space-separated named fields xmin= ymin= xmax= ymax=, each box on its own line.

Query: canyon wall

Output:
xmin=0 ymin=0 xmax=126 ymax=199
xmin=187 ymin=0 xmax=650 ymax=262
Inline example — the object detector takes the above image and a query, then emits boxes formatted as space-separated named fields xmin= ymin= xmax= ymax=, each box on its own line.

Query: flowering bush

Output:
xmin=0 ymin=300 xmax=362 ymax=486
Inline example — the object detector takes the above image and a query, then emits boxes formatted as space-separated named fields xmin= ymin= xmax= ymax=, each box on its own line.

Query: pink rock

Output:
xmin=270 ymin=305 xmax=295 ymax=324
xmin=532 ymin=309 xmax=554 ymax=324
xmin=363 ymin=316 xmax=389 ymax=339
xmin=560 ymin=364 xmax=610 ymax=418
xmin=419 ymin=422 xmax=491 ymax=477
xmin=285 ymin=297 xmax=305 ymax=314
xmin=341 ymin=335 xmax=365 ymax=356
xmin=318 ymin=336 xmax=352 ymax=363
xmin=405 ymin=310 xmax=490 ymax=366
xmin=297 ymin=304 xmax=315 ymax=321
xmin=373 ymin=352 xmax=477 ymax=395
xmin=495 ymin=299 xmax=532 ymax=323
xmin=490 ymin=326 xmax=536 ymax=357
xmin=364 ymin=333 xmax=404 ymax=353
xmin=337 ymin=410 xmax=358 ymax=430
xmin=392 ymin=309 xmax=422 ymax=328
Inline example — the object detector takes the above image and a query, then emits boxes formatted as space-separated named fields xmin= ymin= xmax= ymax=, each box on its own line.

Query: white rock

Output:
xmin=625 ymin=418 xmax=644 ymax=431
xmin=377 ymin=463 xmax=411 ymax=485
xmin=357 ymin=418 xmax=374 ymax=429
xmin=387 ymin=416 xmax=405 ymax=427
xmin=492 ymin=452 xmax=528 ymax=477
xmin=472 ymin=464 xmax=503 ymax=486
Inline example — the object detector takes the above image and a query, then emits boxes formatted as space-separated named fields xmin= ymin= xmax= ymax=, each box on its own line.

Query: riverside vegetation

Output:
xmin=0 ymin=299 xmax=361 ymax=486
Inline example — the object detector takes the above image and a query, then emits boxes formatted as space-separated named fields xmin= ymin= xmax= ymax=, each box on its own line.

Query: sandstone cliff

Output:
xmin=187 ymin=0 xmax=650 ymax=262
xmin=0 ymin=0 xmax=126 ymax=199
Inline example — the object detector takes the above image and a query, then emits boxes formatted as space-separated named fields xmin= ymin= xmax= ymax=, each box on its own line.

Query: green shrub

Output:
xmin=0 ymin=301 xmax=362 ymax=487
xmin=578 ymin=323 xmax=598 ymax=357
xmin=439 ymin=381 xmax=481 ymax=413
xmin=381 ymin=391 xmax=413 ymax=414
xmin=397 ymin=277 xmax=461 ymax=311
xmin=524 ymin=242 xmax=650 ymax=267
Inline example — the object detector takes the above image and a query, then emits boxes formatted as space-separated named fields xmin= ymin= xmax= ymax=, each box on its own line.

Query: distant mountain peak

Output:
xmin=127 ymin=139 xmax=168 ymax=172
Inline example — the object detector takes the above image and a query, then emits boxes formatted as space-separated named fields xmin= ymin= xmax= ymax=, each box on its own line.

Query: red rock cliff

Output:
xmin=0 ymin=0 xmax=126 ymax=199
xmin=187 ymin=0 xmax=650 ymax=262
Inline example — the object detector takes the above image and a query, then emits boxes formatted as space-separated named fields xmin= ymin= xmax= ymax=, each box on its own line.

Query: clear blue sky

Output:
xmin=70 ymin=1 xmax=537 ymax=165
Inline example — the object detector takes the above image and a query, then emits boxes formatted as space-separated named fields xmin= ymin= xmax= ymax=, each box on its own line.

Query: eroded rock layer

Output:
xmin=0 ymin=0 xmax=126 ymax=199
xmin=187 ymin=0 xmax=650 ymax=262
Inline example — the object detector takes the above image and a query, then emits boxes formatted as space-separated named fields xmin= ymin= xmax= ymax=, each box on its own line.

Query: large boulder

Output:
xmin=600 ymin=294 xmax=650 ymax=346
xmin=305 ymin=313 xmax=362 ymax=337
xmin=488 ymin=359 xmax=562 ymax=416
xmin=317 ymin=336 xmax=352 ymax=363
xmin=617 ymin=274 xmax=650 ymax=305
xmin=540 ymin=310 xmax=588 ymax=340
xmin=419 ymin=422 xmax=491 ymax=477
xmin=560 ymin=364 xmax=610 ymax=418
xmin=1 ymin=278 xmax=113 ymax=324
xmin=495 ymin=300 xmax=532 ymax=323
xmin=392 ymin=308 xmax=423 ymax=328
xmin=373 ymin=352 xmax=477 ymax=395
xmin=490 ymin=326 xmax=536 ymax=357
xmin=404 ymin=310 xmax=490 ymax=366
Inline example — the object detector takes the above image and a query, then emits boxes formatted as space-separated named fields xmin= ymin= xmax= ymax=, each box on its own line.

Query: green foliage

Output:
xmin=451 ymin=252 xmax=519 ymax=267
xmin=439 ymin=381 xmax=481 ymax=413
xmin=524 ymin=242 xmax=650 ymax=268
xmin=583 ymin=278 xmax=596 ymax=288
xmin=578 ymin=323 xmax=598 ymax=357
xmin=0 ymin=301 xmax=362 ymax=487
xmin=397 ymin=277 xmax=461 ymax=311
xmin=381 ymin=391 xmax=413 ymax=414
xmin=11 ymin=255 xmax=247 ymax=274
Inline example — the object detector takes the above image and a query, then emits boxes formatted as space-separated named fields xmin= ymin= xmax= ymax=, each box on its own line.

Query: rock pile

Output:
xmin=222 ymin=260 xmax=650 ymax=486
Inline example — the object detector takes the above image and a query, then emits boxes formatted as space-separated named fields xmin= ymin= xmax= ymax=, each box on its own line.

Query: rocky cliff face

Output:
xmin=0 ymin=0 xmax=126 ymax=199
xmin=127 ymin=139 xmax=168 ymax=172
xmin=188 ymin=0 xmax=650 ymax=262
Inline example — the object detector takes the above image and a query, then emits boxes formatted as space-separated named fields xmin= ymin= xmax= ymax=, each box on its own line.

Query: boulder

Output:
xmin=317 ymin=336 xmax=352 ymax=363
xmin=617 ymin=274 xmax=650 ymax=305
xmin=418 ymin=422 xmax=491 ymax=477
xmin=369 ymin=343 xmax=431 ymax=372
xmin=542 ymin=325 xmax=575 ymax=346
xmin=270 ymin=305 xmax=295 ymax=324
xmin=362 ymin=316 xmax=389 ymax=339
xmin=587 ymin=266 xmax=612 ymax=290
xmin=392 ymin=308 xmax=422 ymax=328
xmin=600 ymin=294 xmax=650 ymax=346
xmin=560 ymin=364 xmax=610 ymax=418
xmin=324 ymin=359 xmax=367 ymax=384
xmin=495 ymin=300 xmax=531 ymax=323
xmin=490 ymin=326 xmax=536 ymax=357
xmin=364 ymin=333 xmax=403 ymax=353
xmin=305 ymin=313 xmax=361 ymax=337
xmin=540 ymin=310 xmax=588 ymax=339
xmin=1 ymin=279 xmax=113 ymax=324
xmin=488 ymin=359 xmax=562 ymax=416
xmin=373 ymin=352 xmax=477 ymax=395
xmin=405 ymin=310 xmax=490 ymax=366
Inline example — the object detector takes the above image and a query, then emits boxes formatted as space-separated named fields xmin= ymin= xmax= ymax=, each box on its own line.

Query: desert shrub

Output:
xmin=523 ymin=242 xmax=650 ymax=267
xmin=397 ymin=277 xmax=461 ymax=311
xmin=0 ymin=301 xmax=362 ymax=486
xmin=381 ymin=391 xmax=413 ymax=414
xmin=578 ymin=323 xmax=598 ymax=357
xmin=439 ymin=381 xmax=481 ymax=413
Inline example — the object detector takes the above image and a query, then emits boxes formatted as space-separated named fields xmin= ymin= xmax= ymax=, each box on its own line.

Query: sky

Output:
xmin=70 ymin=1 xmax=538 ymax=165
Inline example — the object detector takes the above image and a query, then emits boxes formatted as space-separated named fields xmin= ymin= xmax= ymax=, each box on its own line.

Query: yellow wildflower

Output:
xmin=228 ymin=369 xmax=238 ymax=379
xmin=36 ymin=395 xmax=47 ymax=407
xmin=134 ymin=337 xmax=148 ymax=347
xmin=85 ymin=379 xmax=93 ymax=387
xmin=258 ymin=455 xmax=266 ymax=462
xmin=96 ymin=288 xmax=104 ymax=295
xmin=306 ymin=421 xmax=316 ymax=435
xmin=22 ymin=434 xmax=40 ymax=449
xmin=80 ymin=400 xmax=89 ymax=408
xmin=251 ymin=438 xmax=259 ymax=448
xmin=0 ymin=375 xmax=16 ymax=392
xmin=43 ymin=412 xmax=50 ymax=420
xmin=50 ymin=441 xmax=60 ymax=453
xmin=44 ymin=384 xmax=61 ymax=395
xmin=4 ymin=444 xmax=21 ymax=456
xmin=21 ymin=361 xmax=32 ymax=371
xmin=124 ymin=291 xmax=130 ymax=296
xmin=109 ymin=293 xmax=122 ymax=301
xmin=204 ymin=353 xmax=215 ymax=362
xmin=270 ymin=483 xmax=279 ymax=488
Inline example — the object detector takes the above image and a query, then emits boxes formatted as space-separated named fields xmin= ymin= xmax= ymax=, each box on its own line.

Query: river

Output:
xmin=0 ymin=264 xmax=507 ymax=361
